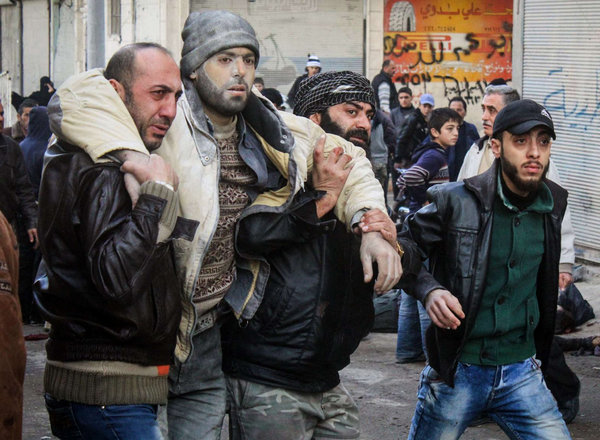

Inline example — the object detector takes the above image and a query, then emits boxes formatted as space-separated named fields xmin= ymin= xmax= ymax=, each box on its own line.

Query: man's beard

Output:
xmin=319 ymin=110 xmax=370 ymax=149
xmin=124 ymin=89 xmax=169 ymax=151
xmin=500 ymin=145 xmax=548 ymax=194
xmin=194 ymin=67 xmax=250 ymax=118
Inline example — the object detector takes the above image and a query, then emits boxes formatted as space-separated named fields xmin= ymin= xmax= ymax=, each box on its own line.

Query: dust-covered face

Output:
xmin=194 ymin=47 xmax=256 ymax=119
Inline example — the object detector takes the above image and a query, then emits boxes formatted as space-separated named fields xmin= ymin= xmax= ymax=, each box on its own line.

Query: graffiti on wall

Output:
xmin=542 ymin=68 xmax=600 ymax=132
xmin=384 ymin=0 xmax=513 ymax=104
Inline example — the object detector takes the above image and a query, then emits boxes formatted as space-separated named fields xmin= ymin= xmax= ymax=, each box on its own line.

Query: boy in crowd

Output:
xmin=397 ymin=108 xmax=460 ymax=214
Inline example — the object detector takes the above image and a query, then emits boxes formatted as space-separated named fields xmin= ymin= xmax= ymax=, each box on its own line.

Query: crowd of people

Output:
xmin=0 ymin=8 xmax=583 ymax=440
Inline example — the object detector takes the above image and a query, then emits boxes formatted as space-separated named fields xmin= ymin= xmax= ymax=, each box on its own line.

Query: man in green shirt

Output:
xmin=400 ymin=99 xmax=571 ymax=439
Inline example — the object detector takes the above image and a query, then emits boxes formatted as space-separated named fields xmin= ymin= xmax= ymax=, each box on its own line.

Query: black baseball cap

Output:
xmin=492 ymin=99 xmax=556 ymax=140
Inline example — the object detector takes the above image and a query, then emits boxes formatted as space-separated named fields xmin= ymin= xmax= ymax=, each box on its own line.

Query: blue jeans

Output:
xmin=396 ymin=291 xmax=430 ymax=362
xmin=45 ymin=394 xmax=162 ymax=439
xmin=408 ymin=359 xmax=572 ymax=440
xmin=166 ymin=322 xmax=226 ymax=440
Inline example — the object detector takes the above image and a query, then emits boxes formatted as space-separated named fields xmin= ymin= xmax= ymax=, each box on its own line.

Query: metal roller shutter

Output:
xmin=189 ymin=0 xmax=364 ymax=97
xmin=522 ymin=0 xmax=600 ymax=254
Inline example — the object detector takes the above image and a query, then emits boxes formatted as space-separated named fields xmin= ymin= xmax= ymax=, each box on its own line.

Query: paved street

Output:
xmin=22 ymin=266 xmax=600 ymax=440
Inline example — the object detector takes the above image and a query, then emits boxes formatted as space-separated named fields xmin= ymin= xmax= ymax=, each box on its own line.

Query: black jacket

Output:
xmin=34 ymin=141 xmax=189 ymax=366
xmin=0 ymin=134 xmax=37 ymax=228
xmin=372 ymin=70 xmax=399 ymax=111
xmin=395 ymin=108 xmax=428 ymax=163
xmin=222 ymin=191 xmax=421 ymax=392
xmin=400 ymin=161 xmax=567 ymax=386
xmin=287 ymin=73 xmax=308 ymax=109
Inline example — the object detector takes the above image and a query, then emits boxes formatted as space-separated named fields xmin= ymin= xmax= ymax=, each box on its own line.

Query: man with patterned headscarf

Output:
xmin=48 ymin=10 xmax=413 ymax=440
xmin=220 ymin=70 xmax=412 ymax=440
xmin=293 ymin=70 xmax=376 ymax=151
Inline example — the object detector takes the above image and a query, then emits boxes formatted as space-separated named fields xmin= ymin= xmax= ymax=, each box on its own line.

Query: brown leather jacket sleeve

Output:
xmin=0 ymin=211 xmax=26 ymax=440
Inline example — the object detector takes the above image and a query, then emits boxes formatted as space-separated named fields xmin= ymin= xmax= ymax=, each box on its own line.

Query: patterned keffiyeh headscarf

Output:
xmin=293 ymin=71 xmax=376 ymax=118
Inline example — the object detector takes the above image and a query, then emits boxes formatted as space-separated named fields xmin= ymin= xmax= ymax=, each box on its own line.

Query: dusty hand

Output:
xmin=312 ymin=135 xmax=353 ymax=218
xmin=360 ymin=231 xmax=402 ymax=294
xmin=355 ymin=209 xmax=397 ymax=247
xmin=558 ymin=272 xmax=573 ymax=291
xmin=27 ymin=228 xmax=39 ymax=250
xmin=121 ymin=154 xmax=178 ymax=207
xmin=424 ymin=289 xmax=465 ymax=330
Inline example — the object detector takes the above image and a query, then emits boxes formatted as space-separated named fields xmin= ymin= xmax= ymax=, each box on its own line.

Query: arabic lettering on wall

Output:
xmin=542 ymin=68 xmax=600 ymax=131
xmin=384 ymin=0 xmax=513 ymax=104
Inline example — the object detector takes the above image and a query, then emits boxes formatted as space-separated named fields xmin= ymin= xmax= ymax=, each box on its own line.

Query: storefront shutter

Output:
xmin=522 ymin=0 xmax=600 ymax=255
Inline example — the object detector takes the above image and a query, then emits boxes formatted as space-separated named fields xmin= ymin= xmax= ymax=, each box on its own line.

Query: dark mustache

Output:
xmin=346 ymin=128 xmax=369 ymax=142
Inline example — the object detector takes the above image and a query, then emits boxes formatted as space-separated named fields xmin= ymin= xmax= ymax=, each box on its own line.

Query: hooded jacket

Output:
xmin=400 ymin=161 xmax=567 ymax=386
xmin=20 ymin=106 xmax=51 ymax=198
xmin=47 ymin=69 xmax=385 ymax=363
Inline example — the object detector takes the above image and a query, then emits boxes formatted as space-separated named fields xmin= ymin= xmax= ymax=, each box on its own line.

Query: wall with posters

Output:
xmin=383 ymin=0 xmax=513 ymax=128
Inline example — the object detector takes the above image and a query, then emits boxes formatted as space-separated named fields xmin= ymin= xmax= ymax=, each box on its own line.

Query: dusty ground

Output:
xmin=21 ymin=265 xmax=600 ymax=439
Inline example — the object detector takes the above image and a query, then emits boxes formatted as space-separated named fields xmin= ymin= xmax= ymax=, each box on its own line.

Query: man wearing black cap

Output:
xmin=398 ymin=99 xmax=571 ymax=439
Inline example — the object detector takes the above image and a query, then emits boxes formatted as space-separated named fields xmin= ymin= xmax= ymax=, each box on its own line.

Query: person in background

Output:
xmin=395 ymin=108 xmax=460 ymax=365
xmin=3 ymin=99 xmax=38 ymax=143
xmin=253 ymin=77 xmax=264 ymax=92
xmin=370 ymin=108 xmax=396 ymax=203
xmin=287 ymin=54 xmax=321 ymax=108
xmin=17 ymin=106 xmax=51 ymax=324
xmin=395 ymin=93 xmax=434 ymax=168
xmin=372 ymin=59 xmax=398 ymax=114
xmin=447 ymin=97 xmax=479 ymax=181
xmin=261 ymin=88 xmax=285 ymax=111
xmin=0 ymin=99 xmax=38 ymax=326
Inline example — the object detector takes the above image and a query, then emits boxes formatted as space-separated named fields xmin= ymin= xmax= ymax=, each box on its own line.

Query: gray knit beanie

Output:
xmin=181 ymin=10 xmax=260 ymax=77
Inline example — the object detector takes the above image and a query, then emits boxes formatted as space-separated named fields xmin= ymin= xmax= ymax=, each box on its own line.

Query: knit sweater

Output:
xmin=193 ymin=118 xmax=256 ymax=316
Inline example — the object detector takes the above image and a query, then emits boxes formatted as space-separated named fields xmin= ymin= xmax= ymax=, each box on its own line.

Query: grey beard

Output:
xmin=194 ymin=67 xmax=249 ymax=118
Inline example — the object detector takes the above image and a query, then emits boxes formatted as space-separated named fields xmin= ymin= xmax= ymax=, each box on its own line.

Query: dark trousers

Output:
xmin=16 ymin=219 xmax=41 ymax=323
xmin=545 ymin=338 xmax=580 ymax=403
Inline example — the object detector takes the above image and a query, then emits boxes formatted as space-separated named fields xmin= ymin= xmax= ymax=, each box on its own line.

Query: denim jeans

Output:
xmin=166 ymin=322 xmax=226 ymax=440
xmin=407 ymin=359 xmax=572 ymax=440
xmin=396 ymin=291 xmax=430 ymax=362
xmin=45 ymin=394 xmax=162 ymax=440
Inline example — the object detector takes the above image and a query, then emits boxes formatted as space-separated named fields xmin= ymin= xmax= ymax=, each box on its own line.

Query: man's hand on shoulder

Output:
xmin=424 ymin=289 xmax=465 ymax=330
xmin=360 ymin=231 xmax=402 ymax=294
xmin=311 ymin=135 xmax=353 ymax=218
xmin=121 ymin=154 xmax=178 ymax=207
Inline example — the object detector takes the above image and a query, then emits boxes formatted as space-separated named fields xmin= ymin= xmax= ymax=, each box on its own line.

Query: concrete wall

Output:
xmin=22 ymin=0 xmax=50 ymax=96
xmin=366 ymin=0 xmax=384 ymax=81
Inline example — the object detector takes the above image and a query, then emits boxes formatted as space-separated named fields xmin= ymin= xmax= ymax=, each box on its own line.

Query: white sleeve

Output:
xmin=378 ymin=82 xmax=391 ymax=113
xmin=547 ymin=160 xmax=576 ymax=271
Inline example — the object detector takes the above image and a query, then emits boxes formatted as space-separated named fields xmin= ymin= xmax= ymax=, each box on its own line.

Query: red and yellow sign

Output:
xmin=384 ymin=0 xmax=513 ymax=85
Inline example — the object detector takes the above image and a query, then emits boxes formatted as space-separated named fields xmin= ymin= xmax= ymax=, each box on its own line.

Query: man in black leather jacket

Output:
xmin=34 ymin=43 xmax=192 ymax=439
xmin=400 ymin=100 xmax=571 ymax=439
xmin=221 ymin=71 xmax=421 ymax=440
